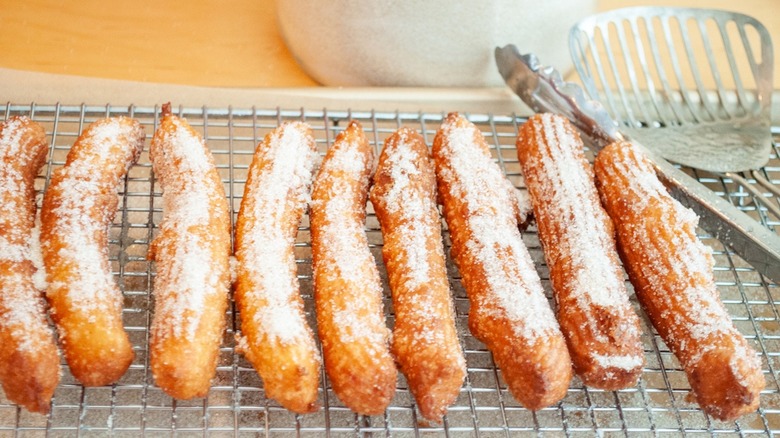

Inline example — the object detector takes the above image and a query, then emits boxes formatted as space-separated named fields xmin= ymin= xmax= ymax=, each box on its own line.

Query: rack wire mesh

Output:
xmin=0 ymin=103 xmax=778 ymax=437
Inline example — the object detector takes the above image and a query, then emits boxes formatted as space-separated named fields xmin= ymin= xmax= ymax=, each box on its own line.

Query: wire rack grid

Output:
xmin=0 ymin=103 xmax=778 ymax=437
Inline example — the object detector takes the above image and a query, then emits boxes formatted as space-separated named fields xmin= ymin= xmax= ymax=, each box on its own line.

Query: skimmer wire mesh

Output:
xmin=0 ymin=103 xmax=778 ymax=437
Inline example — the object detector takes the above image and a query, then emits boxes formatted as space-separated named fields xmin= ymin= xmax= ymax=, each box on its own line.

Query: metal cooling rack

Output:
xmin=0 ymin=103 xmax=779 ymax=437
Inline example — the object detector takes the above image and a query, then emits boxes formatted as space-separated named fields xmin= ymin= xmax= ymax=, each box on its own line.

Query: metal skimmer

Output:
xmin=569 ymin=7 xmax=778 ymax=216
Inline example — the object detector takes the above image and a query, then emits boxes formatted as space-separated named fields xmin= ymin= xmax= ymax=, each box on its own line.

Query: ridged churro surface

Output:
xmin=594 ymin=141 xmax=765 ymax=421
xmin=516 ymin=114 xmax=643 ymax=390
xmin=432 ymin=112 xmax=571 ymax=410
xmin=369 ymin=127 xmax=466 ymax=422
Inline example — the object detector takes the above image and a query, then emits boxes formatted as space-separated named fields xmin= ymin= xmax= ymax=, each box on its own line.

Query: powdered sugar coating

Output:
xmin=48 ymin=177 xmax=120 ymax=315
xmin=434 ymin=117 xmax=558 ymax=342
xmin=149 ymin=115 xmax=231 ymax=341
xmin=312 ymin=128 xmax=387 ymax=348
xmin=371 ymin=129 xmax=435 ymax=290
xmin=0 ymin=118 xmax=45 ymax=264
xmin=42 ymin=117 xmax=144 ymax=316
xmin=0 ymin=272 xmax=51 ymax=352
xmin=524 ymin=115 xmax=628 ymax=309
xmin=235 ymin=122 xmax=318 ymax=345
xmin=516 ymin=114 xmax=643 ymax=380
xmin=0 ymin=117 xmax=53 ymax=352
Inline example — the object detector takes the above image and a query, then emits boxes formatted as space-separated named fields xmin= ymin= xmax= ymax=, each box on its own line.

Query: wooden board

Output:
xmin=0 ymin=0 xmax=776 ymax=87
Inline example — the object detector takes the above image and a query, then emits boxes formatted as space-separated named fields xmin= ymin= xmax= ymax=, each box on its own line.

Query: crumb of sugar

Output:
xmin=30 ymin=214 xmax=47 ymax=291
xmin=228 ymin=255 xmax=238 ymax=285
xmin=592 ymin=352 xmax=643 ymax=371
xmin=238 ymin=122 xmax=317 ymax=345
xmin=438 ymin=120 xmax=558 ymax=343
xmin=509 ymin=181 xmax=533 ymax=224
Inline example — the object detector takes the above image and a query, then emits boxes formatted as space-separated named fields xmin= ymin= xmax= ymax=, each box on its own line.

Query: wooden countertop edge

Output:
xmin=2 ymin=67 xmax=777 ymax=123
xmin=0 ymin=67 xmax=529 ymax=115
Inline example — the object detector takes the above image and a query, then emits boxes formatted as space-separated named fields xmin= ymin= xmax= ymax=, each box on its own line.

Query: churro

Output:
xmin=310 ymin=120 xmax=397 ymax=415
xmin=432 ymin=112 xmax=571 ymax=410
xmin=235 ymin=122 xmax=321 ymax=413
xmin=369 ymin=127 xmax=466 ymax=421
xmin=0 ymin=116 xmax=60 ymax=412
xmin=594 ymin=141 xmax=764 ymax=421
xmin=148 ymin=104 xmax=231 ymax=399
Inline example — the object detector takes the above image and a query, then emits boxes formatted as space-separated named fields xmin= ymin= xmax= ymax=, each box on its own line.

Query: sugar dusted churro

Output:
xmin=594 ymin=141 xmax=764 ymax=421
xmin=432 ymin=112 xmax=571 ymax=410
xmin=369 ymin=127 xmax=466 ymax=422
xmin=41 ymin=116 xmax=143 ymax=387
xmin=148 ymin=104 xmax=231 ymax=400
xmin=515 ymin=114 xmax=644 ymax=390
xmin=0 ymin=116 xmax=60 ymax=413
xmin=310 ymin=120 xmax=397 ymax=415
xmin=235 ymin=122 xmax=321 ymax=413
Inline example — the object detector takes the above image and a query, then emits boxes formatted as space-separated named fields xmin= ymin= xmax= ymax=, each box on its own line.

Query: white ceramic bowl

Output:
xmin=277 ymin=0 xmax=596 ymax=87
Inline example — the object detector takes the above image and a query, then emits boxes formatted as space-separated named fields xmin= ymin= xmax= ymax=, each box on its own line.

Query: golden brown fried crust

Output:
xmin=594 ymin=141 xmax=765 ymax=421
xmin=0 ymin=117 xmax=60 ymax=413
xmin=310 ymin=121 xmax=397 ymax=415
xmin=515 ymin=114 xmax=644 ymax=390
xmin=234 ymin=122 xmax=321 ymax=413
xmin=432 ymin=112 xmax=572 ymax=411
xmin=148 ymin=111 xmax=231 ymax=400
xmin=369 ymin=127 xmax=466 ymax=422
xmin=41 ymin=117 xmax=143 ymax=387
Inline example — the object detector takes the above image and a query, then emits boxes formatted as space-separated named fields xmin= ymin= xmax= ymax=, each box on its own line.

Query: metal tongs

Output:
xmin=495 ymin=44 xmax=780 ymax=283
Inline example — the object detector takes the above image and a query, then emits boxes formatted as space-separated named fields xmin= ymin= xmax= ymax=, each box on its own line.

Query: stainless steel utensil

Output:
xmin=569 ymin=6 xmax=778 ymax=216
xmin=494 ymin=44 xmax=780 ymax=283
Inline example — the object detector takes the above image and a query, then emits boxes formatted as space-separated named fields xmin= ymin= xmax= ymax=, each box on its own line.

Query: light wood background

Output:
xmin=0 ymin=0 xmax=776 ymax=88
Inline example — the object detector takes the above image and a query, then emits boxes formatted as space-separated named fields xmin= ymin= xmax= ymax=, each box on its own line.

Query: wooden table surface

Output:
xmin=1 ymin=0 xmax=776 ymax=88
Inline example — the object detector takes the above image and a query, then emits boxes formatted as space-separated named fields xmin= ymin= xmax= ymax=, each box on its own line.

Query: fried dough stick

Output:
xmin=310 ymin=121 xmax=396 ymax=415
xmin=432 ymin=112 xmax=571 ymax=410
xmin=41 ymin=116 xmax=143 ymax=386
xmin=369 ymin=128 xmax=466 ymax=422
xmin=594 ymin=141 xmax=764 ymax=421
xmin=148 ymin=104 xmax=231 ymax=399
xmin=516 ymin=114 xmax=644 ymax=390
xmin=0 ymin=117 xmax=60 ymax=412
xmin=235 ymin=122 xmax=321 ymax=413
